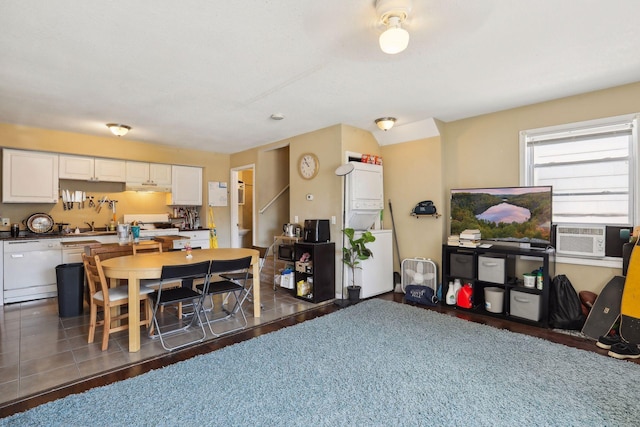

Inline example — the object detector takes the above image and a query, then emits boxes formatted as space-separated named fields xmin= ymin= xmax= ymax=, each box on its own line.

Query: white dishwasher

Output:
xmin=3 ymin=239 xmax=62 ymax=303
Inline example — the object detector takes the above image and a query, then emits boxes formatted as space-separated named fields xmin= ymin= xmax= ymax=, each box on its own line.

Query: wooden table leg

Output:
xmin=128 ymin=272 xmax=141 ymax=352
xmin=253 ymin=259 xmax=261 ymax=318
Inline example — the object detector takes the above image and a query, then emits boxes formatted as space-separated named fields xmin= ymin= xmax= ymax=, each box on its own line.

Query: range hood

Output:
xmin=125 ymin=182 xmax=172 ymax=192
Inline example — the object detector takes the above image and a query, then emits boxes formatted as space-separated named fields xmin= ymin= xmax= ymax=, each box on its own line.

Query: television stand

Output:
xmin=442 ymin=244 xmax=556 ymax=328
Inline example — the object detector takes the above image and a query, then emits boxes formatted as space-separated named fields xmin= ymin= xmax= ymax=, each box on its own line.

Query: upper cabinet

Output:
xmin=125 ymin=161 xmax=172 ymax=191
xmin=3 ymin=149 xmax=59 ymax=203
xmin=169 ymin=165 xmax=202 ymax=205
xmin=59 ymin=155 xmax=126 ymax=182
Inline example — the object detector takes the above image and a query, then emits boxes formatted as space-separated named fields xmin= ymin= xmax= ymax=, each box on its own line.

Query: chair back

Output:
xmin=160 ymin=260 xmax=211 ymax=283
xmin=209 ymin=256 xmax=252 ymax=276
xmin=82 ymin=252 xmax=111 ymax=302
xmin=133 ymin=241 xmax=163 ymax=255
xmin=251 ymin=245 xmax=270 ymax=272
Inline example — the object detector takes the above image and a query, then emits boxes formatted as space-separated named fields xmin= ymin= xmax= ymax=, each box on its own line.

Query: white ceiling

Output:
xmin=2 ymin=1 xmax=640 ymax=154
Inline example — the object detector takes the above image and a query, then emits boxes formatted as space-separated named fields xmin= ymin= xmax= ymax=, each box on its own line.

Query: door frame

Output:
xmin=230 ymin=163 xmax=255 ymax=248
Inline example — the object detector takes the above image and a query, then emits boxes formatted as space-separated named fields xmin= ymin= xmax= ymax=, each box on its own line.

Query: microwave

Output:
xmin=277 ymin=244 xmax=295 ymax=261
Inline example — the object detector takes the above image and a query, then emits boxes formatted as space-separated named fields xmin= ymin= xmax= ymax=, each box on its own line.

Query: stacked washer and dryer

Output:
xmin=343 ymin=161 xmax=393 ymax=299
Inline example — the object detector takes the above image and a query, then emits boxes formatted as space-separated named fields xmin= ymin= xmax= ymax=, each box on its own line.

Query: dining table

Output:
xmin=100 ymin=247 xmax=260 ymax=352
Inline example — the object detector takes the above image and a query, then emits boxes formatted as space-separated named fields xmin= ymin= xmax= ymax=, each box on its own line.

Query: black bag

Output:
xmin=404 ymin=285 xmax=438 ymax=306
xmin=549 ymin=274 xmax=586 ymax=330
xmin=412 ymin=201 xmax=436 ymax=215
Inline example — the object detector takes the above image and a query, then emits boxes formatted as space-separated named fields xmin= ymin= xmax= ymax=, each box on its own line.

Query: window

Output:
xmin=520 ymin=114 xmax=639 ymax=228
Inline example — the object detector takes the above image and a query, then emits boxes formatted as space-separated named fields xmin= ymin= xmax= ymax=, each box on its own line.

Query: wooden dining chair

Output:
xmin=132 ymin=241 xmax=163 ymax=255
xmin=82 ymin=253 xmax=154 ymax=351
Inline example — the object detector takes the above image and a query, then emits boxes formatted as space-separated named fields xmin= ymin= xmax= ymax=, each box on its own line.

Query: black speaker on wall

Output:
xmin=605 ymin=226 xmax=633 ymax=257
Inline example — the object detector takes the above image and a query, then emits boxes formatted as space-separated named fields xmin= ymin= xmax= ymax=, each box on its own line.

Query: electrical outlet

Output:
xmin=1 ymin=218 xmax=9 ymax=226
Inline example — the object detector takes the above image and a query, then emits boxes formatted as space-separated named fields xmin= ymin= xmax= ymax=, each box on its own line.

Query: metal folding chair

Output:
xmin=148 ymin=260 xmax=210 ymax=351
xmin=220 ymin=245 xmax=271 ymax=309
xmin=196 ymin=256 xmax=252 ymax=337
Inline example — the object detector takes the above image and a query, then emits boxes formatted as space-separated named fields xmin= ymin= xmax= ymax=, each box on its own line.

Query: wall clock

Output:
xmin=298 ymin=152 xmax=319 ymax=180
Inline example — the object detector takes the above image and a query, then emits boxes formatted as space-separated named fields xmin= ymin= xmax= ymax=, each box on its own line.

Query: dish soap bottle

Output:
xmin=446 ymin=281 xmax=456 ymax=305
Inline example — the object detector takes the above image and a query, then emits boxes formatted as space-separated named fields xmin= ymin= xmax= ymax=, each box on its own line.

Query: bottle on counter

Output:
xmin=536 ymin=267 xmax=544 ymax=290
xmin=453 ymin=278 xmax=462 ymax=298
xmin=446 ymin=281 xmax=456 ymax=305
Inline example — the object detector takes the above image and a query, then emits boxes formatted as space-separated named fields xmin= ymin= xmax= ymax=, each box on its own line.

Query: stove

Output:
xmin=123 ymin=213 xmax=186 ymax=247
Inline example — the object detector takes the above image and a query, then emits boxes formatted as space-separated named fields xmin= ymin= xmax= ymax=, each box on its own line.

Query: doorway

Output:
xmin=230 ymin=164 xmax=255 ymax=248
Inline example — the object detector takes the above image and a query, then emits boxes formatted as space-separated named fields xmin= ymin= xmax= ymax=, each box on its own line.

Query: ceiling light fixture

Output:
xmin=375 ymin=117 xmax=397 ymax=131
xmin=270 ymin=113 xmax=285 ymax=121
xmin=106 ymin=123 xmax=131 ymax=137
xmin=376 ymin=0 xmax=412 ymax=54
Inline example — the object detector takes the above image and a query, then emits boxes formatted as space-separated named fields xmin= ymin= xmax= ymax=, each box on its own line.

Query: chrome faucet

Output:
xmin=84 ymin=221 xmax=95 ymax=232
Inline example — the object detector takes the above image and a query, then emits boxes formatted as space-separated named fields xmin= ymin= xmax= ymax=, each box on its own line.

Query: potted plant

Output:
xmin=341 ymin=227 xmax=376 ymax=303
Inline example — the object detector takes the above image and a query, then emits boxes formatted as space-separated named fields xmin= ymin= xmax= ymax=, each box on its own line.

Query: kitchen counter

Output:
xmin=0 ymin=230 xmax=118 ymax=241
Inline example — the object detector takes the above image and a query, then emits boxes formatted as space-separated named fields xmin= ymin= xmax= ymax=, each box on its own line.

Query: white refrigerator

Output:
xmin=346 ymin=229 xmax=393 ymax=298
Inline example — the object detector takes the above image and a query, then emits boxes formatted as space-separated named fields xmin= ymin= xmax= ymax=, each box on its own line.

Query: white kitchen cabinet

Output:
xmin=59 ymin=155 xmax=126 ymax=182
xmin=2 ymin=149 xmax=59 ymax=203
xmin=94 ymin=158 xmax=126 ymax=182
xmin=126 ymin=162 xmax=172 ymax=186
xmin=178 ymin=229 xmax=211 ymax=249
xmin=169 ymin=165 xmax=202 ymax=205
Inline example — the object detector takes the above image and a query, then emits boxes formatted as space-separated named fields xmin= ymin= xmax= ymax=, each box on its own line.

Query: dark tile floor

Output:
xmin=0 ymin=279 xmax=320 ymax=406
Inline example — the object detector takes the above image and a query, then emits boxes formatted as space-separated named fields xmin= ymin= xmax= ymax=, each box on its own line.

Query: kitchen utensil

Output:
xmin=283 ymin=223 xmax=297 ymax=237
xmin=75 ymin=191 xmax=83 ymax=209
xmin=117 ymin=223 xmax=130 ymax=245
xmin=96 ymin=196 xmax=107 ymax=213
xmin=61 ymin=190 xmax=67 ymax=210
xmin=24 ymin=213 xmax=54 ymax=234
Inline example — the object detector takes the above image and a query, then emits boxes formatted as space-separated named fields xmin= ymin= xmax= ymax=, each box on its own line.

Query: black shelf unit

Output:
xmin=442 ymin=244 xmax=555 ymax=327
xmin=293 ymin=242 xmax=335 ymax=303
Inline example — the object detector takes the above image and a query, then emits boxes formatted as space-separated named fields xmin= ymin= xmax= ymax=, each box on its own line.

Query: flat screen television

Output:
xmin=450 ymin=186 xmax=552 ymax=245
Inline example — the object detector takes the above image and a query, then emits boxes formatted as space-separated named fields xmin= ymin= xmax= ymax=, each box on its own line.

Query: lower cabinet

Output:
xmin=442 ymin=244 xmax=555 ymax=327
xmin=293 ymin=242 xmax=334 ymax=303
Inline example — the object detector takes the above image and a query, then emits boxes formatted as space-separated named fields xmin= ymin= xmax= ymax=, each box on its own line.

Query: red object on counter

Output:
xmin=457 ymin=284 xmax=473 ymax=309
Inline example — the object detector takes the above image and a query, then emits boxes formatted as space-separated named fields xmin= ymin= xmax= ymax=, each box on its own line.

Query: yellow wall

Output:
xmin=4 ymin=81 xmax=640 ymax=295
xmin=440 ymin=81 xmax=640 ymax=293
xmin=381 ymin=135 xmax=444 ymax=269
xmin=0 ymin=123 xmax=232 ymax=245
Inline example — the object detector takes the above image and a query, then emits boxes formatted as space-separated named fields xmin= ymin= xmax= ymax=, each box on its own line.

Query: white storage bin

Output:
xmin=478 ymin=254 xmax=514 ymax=284
xmin=509 ymin=289 xmax=541 ymax=321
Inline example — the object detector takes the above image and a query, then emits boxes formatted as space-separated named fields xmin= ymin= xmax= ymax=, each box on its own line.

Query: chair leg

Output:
xmin=101 ymin=305 xmax=111 ymax=351
xmin=88 ymin=303 xmax=97 ymax=344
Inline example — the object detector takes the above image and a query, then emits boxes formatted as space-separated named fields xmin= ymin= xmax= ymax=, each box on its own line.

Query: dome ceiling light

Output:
xmin=376 ymin=0 xmax=412 ymax=55
xmin=106 ymin=123 xmax=131 ymax=137
xmin=375 ymin=117 xmax=397 ymax=131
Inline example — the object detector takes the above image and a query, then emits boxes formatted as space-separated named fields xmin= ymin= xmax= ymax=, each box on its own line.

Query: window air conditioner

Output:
xmin=555 ymin=224 xmax=606 ymax=258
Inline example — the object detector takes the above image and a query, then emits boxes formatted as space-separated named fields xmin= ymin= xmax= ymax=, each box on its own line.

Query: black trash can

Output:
xmin=56 ymin=263 xmax=85 ymax=317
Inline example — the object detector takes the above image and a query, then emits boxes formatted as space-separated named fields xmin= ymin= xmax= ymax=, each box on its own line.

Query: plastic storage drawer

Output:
xmin=449 ymin=253 xmax=474 ymax=279
xmin=509 ymin=289 xmax=541 ymax=321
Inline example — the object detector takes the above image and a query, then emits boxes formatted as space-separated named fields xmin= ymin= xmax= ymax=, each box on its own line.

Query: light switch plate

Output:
xmin=1 ymin=218 xmax=9 ymax=226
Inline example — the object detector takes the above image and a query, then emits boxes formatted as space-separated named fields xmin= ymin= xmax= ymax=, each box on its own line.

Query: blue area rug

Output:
xmin=3 ymin=299 xmax=640 ymax=426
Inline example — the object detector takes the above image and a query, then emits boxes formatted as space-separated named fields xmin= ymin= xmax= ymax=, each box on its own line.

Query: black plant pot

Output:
xmin=347 ymin=286 xmax=361 ymax=304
